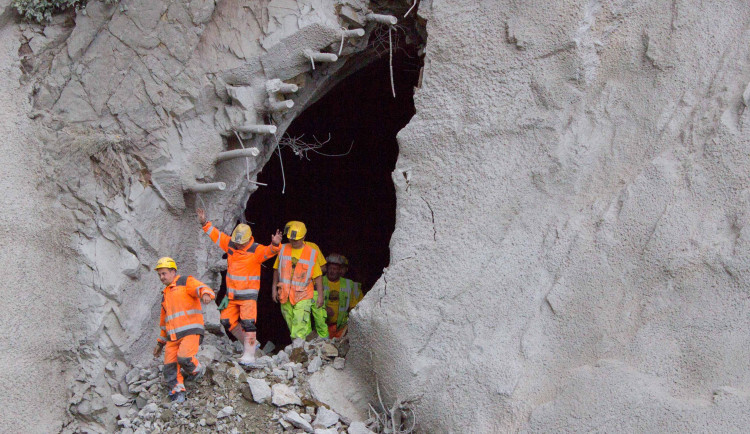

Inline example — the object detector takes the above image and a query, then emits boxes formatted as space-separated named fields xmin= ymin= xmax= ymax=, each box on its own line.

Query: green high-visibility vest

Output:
xmin=323 ymin=276 xmax=362 ymax=329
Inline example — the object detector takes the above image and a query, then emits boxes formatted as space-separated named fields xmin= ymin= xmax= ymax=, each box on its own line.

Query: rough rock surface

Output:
xmin=347 ymin=0 xmax=750 ymax=432
xmin=4 ymin=0 xmax=382 ymax=431
xmin=4 ymin=0 xmax=750 ymax=432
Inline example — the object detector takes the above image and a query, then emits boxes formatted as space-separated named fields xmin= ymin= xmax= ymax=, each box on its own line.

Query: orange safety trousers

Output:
xmin=163 ymin=334 xmax=201 ymax=393
xmin=220 ymin=299 xmax=258 ymax=333
xmin=328 ymin=324 xmax=347 ymax=339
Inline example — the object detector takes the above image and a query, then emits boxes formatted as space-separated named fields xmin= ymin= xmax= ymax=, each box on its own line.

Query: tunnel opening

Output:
xmin=245 ymin=35 xmax=423 ymax=348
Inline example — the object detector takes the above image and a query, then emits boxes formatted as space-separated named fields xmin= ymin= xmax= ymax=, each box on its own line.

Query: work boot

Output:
xmin=169 ymin=384 xmax=186 ymax=403
xmin=186 ymin=363 xmax=205 ymax=382
xmin=238 ymin=332 xmax=259 ymax=368
xmin=169 ymin=391 xmax=186 ymax=403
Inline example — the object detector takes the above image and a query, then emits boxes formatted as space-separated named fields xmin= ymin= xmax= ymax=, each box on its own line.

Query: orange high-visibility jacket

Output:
xmin=202 ymin=221 xmax=281 ymax=301
xmin=277 ymin=243 xmax=318 ymax=305
xmin=157 ymin=275 xmax=215 ymax=343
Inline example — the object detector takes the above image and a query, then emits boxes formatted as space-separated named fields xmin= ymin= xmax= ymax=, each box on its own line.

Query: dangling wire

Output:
xmin=389 ymin=25 xmax=396 ymax=98
xmin=276 ymin=141 xmax=286 ymax=194
xmin=338 ymin=28 xmax=346 ymax=56
xmin=233 ymin=130 xmax=251 ymax=182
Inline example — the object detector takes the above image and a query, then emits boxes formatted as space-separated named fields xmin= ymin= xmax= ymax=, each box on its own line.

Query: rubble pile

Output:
xmin=107 ymin=333 xmax=380 ymax=434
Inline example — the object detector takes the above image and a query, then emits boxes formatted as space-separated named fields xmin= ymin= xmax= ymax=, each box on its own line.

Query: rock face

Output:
xmin=4 ymin=0 xmax=750 ymax=432
xmin=347 ymin=0 xmax=750 ymax=432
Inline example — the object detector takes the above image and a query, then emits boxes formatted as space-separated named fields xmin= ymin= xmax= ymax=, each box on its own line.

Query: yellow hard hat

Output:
xmin=326 ymin=253 xmax=349 ymax=266
xmin=284 ymin=221 xmax=307 ymax=240
xmin=231 ymin=224 xmax=252 ymax=244
xmin=154 ymin=257 xmax=177 ymax=270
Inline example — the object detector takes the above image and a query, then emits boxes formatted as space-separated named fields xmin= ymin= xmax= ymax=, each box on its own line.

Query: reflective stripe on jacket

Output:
xmin=158 ymin=275 xmax=215 ymax=342
xmin=323 ymin=277 xmax=363 ymax=328
xmin=202 ymin=221 xmax=280 ymax=301
xmin=278 ymin=243 xmax=318 ymax=305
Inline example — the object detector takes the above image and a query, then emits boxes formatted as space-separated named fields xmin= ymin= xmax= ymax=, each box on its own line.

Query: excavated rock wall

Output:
xmin=6 ymin=0 xmax=401 ymax=431
xmin=5 ymin=0 xmax=750 ymax=432
xmin=348 ymin=0 xmax=750 ymax=431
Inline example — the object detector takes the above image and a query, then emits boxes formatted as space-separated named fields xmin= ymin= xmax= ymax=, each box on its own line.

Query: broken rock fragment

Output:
xmin=313 ymin=406 xmax=339 ymax=428
xmin=283 ymin=410 xmax=314 ymax=433
xmin=272 ymin=383 xmax=302 ymax=407
xmin=246 ymin=378 xmax=272 ymax=403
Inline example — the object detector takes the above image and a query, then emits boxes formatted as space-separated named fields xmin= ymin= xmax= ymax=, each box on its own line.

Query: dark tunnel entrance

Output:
xmin=246 ymin=49 xmax=421 ymax=348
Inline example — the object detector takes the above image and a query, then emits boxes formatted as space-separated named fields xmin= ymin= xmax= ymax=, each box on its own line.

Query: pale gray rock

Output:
xmin=283 ymin=410 xmax=314 ymax=433
xmin=272 ymin=384 xmax=302 ymax=407
xmin=246 ymin=378 xmax=272 ymax=404
xmin=111 ymin=393 xmax=131 ymax=406
xmin=347 ymin=421 xmax=374 ymax=434
xmin=307 ymin=356 xmax=322 ymax=373
xmin=313 ymin=407 xmax=339 ymax=428
xmin=332 ymin=358 xmax=345 ymax=370
xmin=217 ymin=406 xmax=234 ymax=419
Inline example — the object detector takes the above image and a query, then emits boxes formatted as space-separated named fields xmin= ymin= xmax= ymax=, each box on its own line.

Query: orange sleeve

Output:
xmin=186 ymin=276 xmax=216 ymax=299
xmin=157 ymin=303 xmax=167 ymax=344
xmin=202 ymin=221 xmax=230 ymax=252
xmin=254 ymin=243 xmax=281 ymax=262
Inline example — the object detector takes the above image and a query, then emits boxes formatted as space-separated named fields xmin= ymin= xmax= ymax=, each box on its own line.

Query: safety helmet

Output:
xmin=154 ymin=257 xmax=177 ymax=270
xmin=231 ymin=224 xmax=252 ymax=244
xmin=284 ymin=221 xmax=307 ymax=241
xmin=326 ymin=253 xmax=349 ymax=266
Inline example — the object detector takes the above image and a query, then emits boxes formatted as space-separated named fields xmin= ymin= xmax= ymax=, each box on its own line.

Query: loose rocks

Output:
xmin=272 ymin=384 xmax=302 ymax=407
xmin=246 ymin=378 xmax=272 ymax=403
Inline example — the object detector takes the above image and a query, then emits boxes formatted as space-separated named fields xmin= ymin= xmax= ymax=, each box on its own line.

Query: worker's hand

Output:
xmin=201 ymin=294 xmax=212 ymax=304
xmin=271 ymin=229 xmax=282 ymax=246
xmin=316 ymin=293 xmax=324 ymax=308
xmin=153 ymin=343 xmax=164 ymax=358
xmin=197 ymin=208 xmax=207 ymax=225
xmin=272 ymin=287 xmax=279 ymax=303
xmin=217 ymin=296 xmax=229 ymax=311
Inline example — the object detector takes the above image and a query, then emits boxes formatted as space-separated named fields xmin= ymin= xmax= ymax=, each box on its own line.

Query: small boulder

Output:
xmin=308 ymin=356 xmax=323 ymax=373
xmin=313 ymin=407 xmax=339 ymax=428
xmin=246 ymin=378 xmax=272 ymax=403
xmin=283 ymin=410 xmax=314 ymax=433
xmin=272 ymin=384 xmax=302 ymax=407
xmin=348 ymin=421 xmax=375 ymax=434
xmin=321 ymin=343 xmax=338 ymax=358
xmin=111 ymin=393 xmax=131 ymax=406
xmin=217 ymin=406 xmax=234 ymax=419
xmin=333 ymin=357 xmax=346 ymax=370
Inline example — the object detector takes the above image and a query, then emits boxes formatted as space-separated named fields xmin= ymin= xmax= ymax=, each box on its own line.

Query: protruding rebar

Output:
xmin=186 ymin=182 xmax=226 ymax=193
xmin=268 ymin=99 xmax=294 ymax=111
xmin=303 ymin=50 xmax=339 ymax=63
xmin=214 ymin=148 xmax=260 ymax=163
xmin=235 ymin=124 xmax=277 ymax=135
xmin=266 ymin=79 xmax=299 ymax=94
xmin=366 ymin=13 xmax=398 ymax=25
xmin=340 ymin=28 xmax=366 ymax=38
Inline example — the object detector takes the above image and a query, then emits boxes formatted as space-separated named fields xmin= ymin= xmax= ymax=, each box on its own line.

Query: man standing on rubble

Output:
xmin=152 ymin=257 xmax=215 ymax=403
xmin=197 ymin=208 xmax=282 ymax=367
xmin=323 ymin=253 xmax=363 ymax=338
xmin=272 ymin=221 xmax=326 ymax=347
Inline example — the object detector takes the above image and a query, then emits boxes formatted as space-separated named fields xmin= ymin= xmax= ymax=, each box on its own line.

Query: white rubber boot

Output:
xmin=238 ymin=331 xmax=258 ymax=367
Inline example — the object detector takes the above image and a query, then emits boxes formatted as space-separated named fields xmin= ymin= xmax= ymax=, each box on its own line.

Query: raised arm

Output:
xmin=254 ymin=229 xmax=283 ymax=262
xmin=197 ymin=208 xmax=230 ymax=252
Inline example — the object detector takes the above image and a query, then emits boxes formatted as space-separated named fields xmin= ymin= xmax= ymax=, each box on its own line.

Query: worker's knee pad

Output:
xmin=163 ymin=363 xmax=178 ymax=383
xmin=177 ymin=356 xmax=197 ymax=372
xmin=240 ymin=319 xmax=256 ymax=332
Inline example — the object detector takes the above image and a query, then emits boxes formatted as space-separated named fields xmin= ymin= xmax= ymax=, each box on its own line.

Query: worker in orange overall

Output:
xmin=152 ymin=257 xmax=215 ymax=403
xmin=197 ymin=208 xmax=282 ymax=367
xmin=272 ymin=221 xmax=325 ymax=348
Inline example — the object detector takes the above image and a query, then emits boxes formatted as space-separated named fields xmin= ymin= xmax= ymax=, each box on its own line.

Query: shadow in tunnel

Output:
xmin=245 ymin=51 xmax=421 ymax=348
